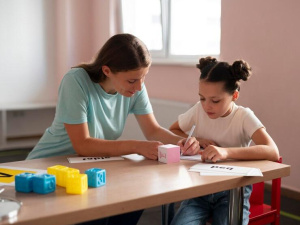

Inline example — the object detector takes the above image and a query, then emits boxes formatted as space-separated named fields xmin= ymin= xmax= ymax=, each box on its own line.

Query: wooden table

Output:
xmin=0 ymin=154 xmax=290 ymax=225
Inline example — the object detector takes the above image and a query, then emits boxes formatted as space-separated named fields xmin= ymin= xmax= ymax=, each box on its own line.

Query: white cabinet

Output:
xmin=0 ymin=102 xmax=56 ymax=151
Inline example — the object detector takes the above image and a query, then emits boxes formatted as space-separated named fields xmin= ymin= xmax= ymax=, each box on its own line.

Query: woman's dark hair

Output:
xmin=74 ymin=33 xmax=151 ymax=83
xmin=196 ymin=56 xmax=252 ymax=94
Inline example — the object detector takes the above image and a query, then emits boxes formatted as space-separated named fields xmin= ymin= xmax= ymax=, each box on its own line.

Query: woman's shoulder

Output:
xmin=61 ymin=68 xmax=90 ymax=85
xmin=64 ymin=68 xmax=88 ymax=79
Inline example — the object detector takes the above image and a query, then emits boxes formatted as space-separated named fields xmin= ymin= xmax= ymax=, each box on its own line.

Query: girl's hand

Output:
xmin=199 ymin=139 xmax=219 ymax=149
xmin=200 ymin=145 xmax=228 ymax=163
xmin=177 ymin=137 xmax=200 ymax=156
xmin=138 ymin=141 xmax=163 ymax=160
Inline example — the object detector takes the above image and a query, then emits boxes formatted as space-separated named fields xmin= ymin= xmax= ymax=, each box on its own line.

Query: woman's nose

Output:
xmin=135 ymin=80 xmax=142 ymax=91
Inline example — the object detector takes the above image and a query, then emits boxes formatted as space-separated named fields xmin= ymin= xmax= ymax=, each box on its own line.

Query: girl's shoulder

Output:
xmin=234 ymin=104 xmax=258 ymax=120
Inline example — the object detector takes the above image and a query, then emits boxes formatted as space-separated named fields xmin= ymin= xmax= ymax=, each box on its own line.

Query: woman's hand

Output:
xmin=177 ymin=137 xmax=200 ymax=156
xmin=137 ymin=141 xmax=164 ymax=160
xmin=199 ymin=145 xmax=228 ymax=163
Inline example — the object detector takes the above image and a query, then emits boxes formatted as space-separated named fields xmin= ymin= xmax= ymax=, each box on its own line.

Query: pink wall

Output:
xmin=54 ymin=0 xmax=299 ymax=191
xmin=220 ymin=0 xmax=300 ymax=191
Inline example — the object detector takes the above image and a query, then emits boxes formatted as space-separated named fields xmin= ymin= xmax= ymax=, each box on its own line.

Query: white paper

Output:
xmin=189 ymin=163 xmax=263 ymax=176
xmin=180 ymin=155 xmax=203 ymax=161
xmin=0 ymin=166 xmax=47 ymax=186
xmin=67 ymin=156 xmax=124 ymax=163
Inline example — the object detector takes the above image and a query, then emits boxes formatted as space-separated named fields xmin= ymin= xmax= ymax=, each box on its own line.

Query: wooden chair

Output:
xmin=249 ymin=157 xmax=282 ymax=225
xmin=162 ymin=157 xmax=283 ymax=225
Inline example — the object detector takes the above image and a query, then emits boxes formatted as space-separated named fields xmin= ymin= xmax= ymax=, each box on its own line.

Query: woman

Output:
xmin=26 ymin=33 xmax=199 ymax=225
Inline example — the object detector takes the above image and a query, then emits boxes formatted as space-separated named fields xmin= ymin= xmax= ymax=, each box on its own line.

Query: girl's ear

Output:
xmin=232 ymin=90 xmax=239 ymax=101
xmin=102 ymin=65 xmax=111 ymax=77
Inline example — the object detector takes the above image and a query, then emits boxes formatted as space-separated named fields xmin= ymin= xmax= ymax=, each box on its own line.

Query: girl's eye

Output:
xmin=128 ymin=80 xmax=135 ymax=84
xmin=200 ymin=98 xmax=205 ymax=101
xmin=212 ymin=100 xmax=220 ymax=104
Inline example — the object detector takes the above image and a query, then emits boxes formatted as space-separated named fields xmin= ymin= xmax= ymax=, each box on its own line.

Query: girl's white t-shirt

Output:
xmin=178 ymin=102 xmax=264 ymax=147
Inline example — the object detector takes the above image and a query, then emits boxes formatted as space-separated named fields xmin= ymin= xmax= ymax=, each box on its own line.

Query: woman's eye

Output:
xmin=128 ymin=80 xmax=135 ymax=84
xmin=200 ymin=98 xmax=205 ymax=101
xmin=212 ymin=100 xmax=220 ymax=104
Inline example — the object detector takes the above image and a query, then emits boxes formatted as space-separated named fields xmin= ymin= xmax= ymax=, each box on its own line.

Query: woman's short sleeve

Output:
xmin=130 ymin=84 xmax=153 ymax=115
xmin=56 ymin=72 xmax=89 ymax=124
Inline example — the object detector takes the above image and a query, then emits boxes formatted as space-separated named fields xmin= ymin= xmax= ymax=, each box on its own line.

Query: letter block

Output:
xmin=66 ymin=174 xmax=88 ymax=194
xmin=47 ymin=165 xmax=79 ymax=187
xmin=158 ymin=144 xmax=180 ymax=164
xmin=85 ymin=168 xmax=106 ymax=187
xmin=15 ymin=172 xmax=35 ymax=193
xmin=32 ymin=174 xmax=56 ymax=194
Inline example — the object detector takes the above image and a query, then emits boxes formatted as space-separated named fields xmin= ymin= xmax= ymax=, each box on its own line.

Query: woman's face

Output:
xmin=199 ymin=80 xmax=237 ymax=119
xmin=101 ymin=66 xmax=149 ymax=97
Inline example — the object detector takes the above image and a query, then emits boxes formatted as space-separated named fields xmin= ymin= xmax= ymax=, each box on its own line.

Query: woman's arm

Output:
xmin=135 ymin=113 xmax=199 ymax=154
xmin=64 ymin=123 xmax=162 ymax=160
xmin=200 ymin=128 xmax=280 ymax=162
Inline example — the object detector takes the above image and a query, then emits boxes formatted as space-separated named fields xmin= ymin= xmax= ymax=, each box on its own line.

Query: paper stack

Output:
xmin=189 ymin=163 xmax=263 ymax=176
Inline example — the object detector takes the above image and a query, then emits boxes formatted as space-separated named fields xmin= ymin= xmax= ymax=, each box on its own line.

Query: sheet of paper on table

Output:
xmin=68 ymin=156 xmax=124 ymax=163
xmin=180 ymin=154 xmax=203 ymax=161
xmin=189 ymin=163 xmax=263 ymax=176
xmin=0 ymin=166 xmax=47 ymax=186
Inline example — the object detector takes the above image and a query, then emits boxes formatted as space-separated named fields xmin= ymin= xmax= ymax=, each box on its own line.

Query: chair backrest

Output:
xmin=250 ymin=182 xmax=265 ymax=205
xmin=250 ymin=157 xmax=282 ymax=205
xmin=248 ymin=156 xmax=282 ymax=225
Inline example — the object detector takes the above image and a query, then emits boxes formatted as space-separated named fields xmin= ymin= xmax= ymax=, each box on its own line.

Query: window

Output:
xmin=120 ymin=0 xmax=221 ymax=64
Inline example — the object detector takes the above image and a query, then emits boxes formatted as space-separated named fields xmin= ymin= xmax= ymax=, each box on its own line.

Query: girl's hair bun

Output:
xmin=230 ymin=60 xmax=252 ymax=81
xmin=197 ymin=56 xmax=217 ymax=71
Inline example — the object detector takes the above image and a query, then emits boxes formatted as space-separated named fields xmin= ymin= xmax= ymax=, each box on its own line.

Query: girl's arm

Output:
xmin=135 ymin=113 xmax=199 ymax=154
xmin=169 ymin=121 xmax=218 ymax=150
xmin=169 ymin=121 xmax=188 ymax=137
xmin=200 ymin=128 xmax=280 ymax=162
xmin=64 ymin=123 xmax=162 ymax=160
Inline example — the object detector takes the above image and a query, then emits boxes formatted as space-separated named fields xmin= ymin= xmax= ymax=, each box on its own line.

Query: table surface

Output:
xmin=0 ymin=154 xmax=290 ymax=225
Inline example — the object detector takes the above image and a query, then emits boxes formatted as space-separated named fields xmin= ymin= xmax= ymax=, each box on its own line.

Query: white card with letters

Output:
xmin=68 ymin=157 xmax=124 ymax=163
xmin=189 ymin=163 xmax=263 ymax=176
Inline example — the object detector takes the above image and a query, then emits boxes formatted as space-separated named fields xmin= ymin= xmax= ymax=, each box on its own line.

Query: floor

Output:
xmin=1 ymin=149 xmax=299 ymax=225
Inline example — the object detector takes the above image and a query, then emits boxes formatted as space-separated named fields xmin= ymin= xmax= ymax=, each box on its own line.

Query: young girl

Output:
xmin=169 ymin=57 xmax=279 ymax=225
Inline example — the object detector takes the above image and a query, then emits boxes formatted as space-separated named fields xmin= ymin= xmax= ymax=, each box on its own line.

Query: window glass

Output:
xmin=121 ymin=0 xmax=163 ymax=51
xmin=170 ymin=0 xmax=220 ymax=55
xmin=121 ymin=0 xmax=221 ymax=61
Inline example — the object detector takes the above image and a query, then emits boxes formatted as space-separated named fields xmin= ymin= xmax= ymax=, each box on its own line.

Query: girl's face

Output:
xmin=101 ymin=66 xmax=149 ymax=97
xmin=199 ymin=80 xmax=238 ymax=119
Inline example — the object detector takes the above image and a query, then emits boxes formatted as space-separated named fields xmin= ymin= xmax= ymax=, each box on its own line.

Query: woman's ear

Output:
xmin=232 ymin=90 xmax=239 ymax=101
xmin=102 ymin=65 xmax=111 ymax=77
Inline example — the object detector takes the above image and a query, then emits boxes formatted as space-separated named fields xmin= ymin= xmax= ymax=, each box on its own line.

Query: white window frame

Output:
xmin=119 ymin=0 xmax=221 ymax=66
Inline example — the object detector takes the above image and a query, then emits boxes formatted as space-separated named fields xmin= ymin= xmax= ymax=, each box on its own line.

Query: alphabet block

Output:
xmin=85 ymin=168 xmax=106 ymax=187
xmin=158 ymin=144 xmax=180 ymax=164
xmin=15 ymin=172 xmax=35 ymax=193
xmin=66 ymin=174 xmax=88 ymax=194
xmin=32 ymin=174 xmax=56 ymax=194
xmin=47 ymin=165 xmax=79 ymax=187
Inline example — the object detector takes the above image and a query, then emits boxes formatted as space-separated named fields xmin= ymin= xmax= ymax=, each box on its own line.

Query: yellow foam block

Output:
xmin=47 ymin=165 xmax=79 ymax=187
xmin=66 ymin=174 xmax=88 ymax=194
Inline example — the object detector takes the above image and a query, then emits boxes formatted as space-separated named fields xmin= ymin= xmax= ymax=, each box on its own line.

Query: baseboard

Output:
xmin=265 ymin=183 xmax=300 ymax=201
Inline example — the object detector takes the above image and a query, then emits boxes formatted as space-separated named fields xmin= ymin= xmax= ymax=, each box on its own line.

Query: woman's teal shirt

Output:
xmin=27 ymin=68 xmax=153 ymax=159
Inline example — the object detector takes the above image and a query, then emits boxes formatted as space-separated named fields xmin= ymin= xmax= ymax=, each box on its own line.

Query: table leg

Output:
xmin=161 ymin=204 xmax=168 ymax=225
xmin=228 ymin=187 xmax=244 ymax=225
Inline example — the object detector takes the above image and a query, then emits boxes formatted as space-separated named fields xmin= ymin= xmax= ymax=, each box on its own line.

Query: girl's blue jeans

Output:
xmin=170 ymin=185 xmax=252 ymax=225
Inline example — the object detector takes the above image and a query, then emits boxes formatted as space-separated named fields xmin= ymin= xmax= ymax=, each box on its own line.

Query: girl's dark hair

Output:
xmin=74 ymin=33 xmax=151 ymax=83
xmin=196 ymin=56 xmax=252 ymax=94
